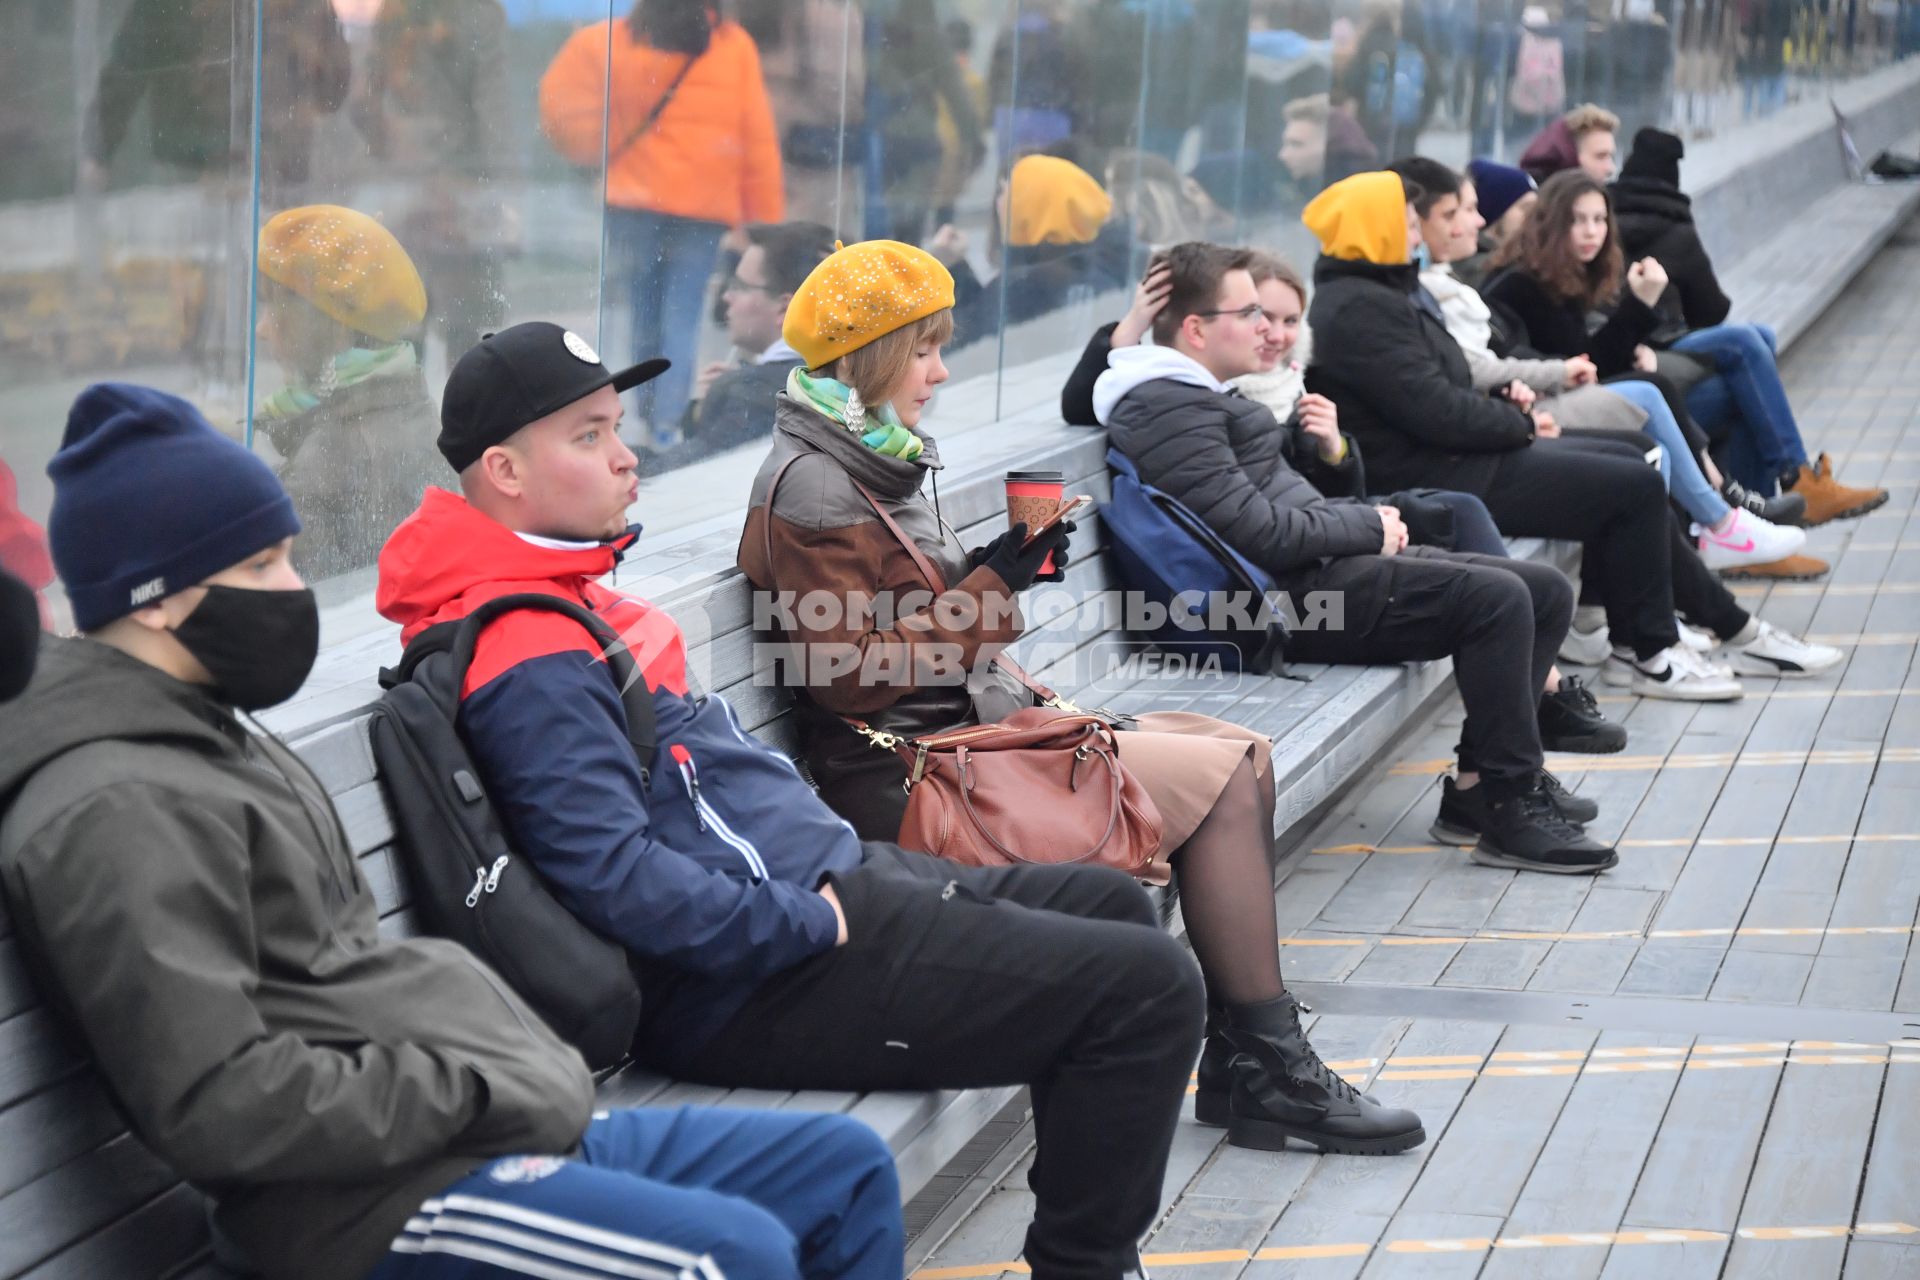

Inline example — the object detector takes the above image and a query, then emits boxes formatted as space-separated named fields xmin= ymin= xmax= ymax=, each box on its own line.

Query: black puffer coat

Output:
xmin=1103 ymin=374 xmax=1393 ymax=631
xmin=1306 ymin=254 xmax=1536 ymax=495
xmin=1610 ymin=176 xmax=1733 ymax=337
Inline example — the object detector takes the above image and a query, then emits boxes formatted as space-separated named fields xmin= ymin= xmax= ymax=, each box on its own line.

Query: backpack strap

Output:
xmin=388 ymin=592 xmax=660 ymax=785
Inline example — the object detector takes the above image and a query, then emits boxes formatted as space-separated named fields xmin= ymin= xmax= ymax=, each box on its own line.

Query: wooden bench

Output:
xmin=8 ymin=154 xmax=1909 ymax=1274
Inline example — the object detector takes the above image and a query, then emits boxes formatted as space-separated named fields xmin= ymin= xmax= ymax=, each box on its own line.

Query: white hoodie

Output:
xmin=1091 ymin=344 xmax=1232 ymax=426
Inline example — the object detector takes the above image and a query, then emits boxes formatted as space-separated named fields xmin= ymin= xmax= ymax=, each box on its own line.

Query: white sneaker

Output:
xmin=1694 ymin=509 xmax=1807 ymax=571
xmin=1560 ymin=620 xmax=1613 ymax=666
xmin=1623 ymin=645 xmax=1744 ymax=701
xmin=1722 ymin=621 xmax=1844 ymax=678
xmin=1676 ymin=618 xmax=1714 ymax=653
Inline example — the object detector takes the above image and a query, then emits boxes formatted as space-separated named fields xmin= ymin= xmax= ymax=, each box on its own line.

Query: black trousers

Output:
xmin=1286 ymin=548 xmax=1572 ymax=780
xmin=652 ymin=845 xmax=1204 ymax=1280
xmin=1473 ymin=438 xmax=1682 ymax=659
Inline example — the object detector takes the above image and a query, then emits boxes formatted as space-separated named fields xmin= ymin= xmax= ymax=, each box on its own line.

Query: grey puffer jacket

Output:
xmin=0 ymin=636 xmax=594 ymax=1280
xmin=1098 ymin=353 xmax=1391 ymax=629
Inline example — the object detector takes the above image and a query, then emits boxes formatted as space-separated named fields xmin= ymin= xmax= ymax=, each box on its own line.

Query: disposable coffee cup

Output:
xmin=1005 ymin=469 xmax=1066 ymax=576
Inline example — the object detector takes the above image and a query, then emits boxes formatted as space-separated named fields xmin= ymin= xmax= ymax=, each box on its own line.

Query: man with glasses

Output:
xmin=1092 ymin=241 xmax=1614 ymax=877
xmin=666 ymin=221 xmax=837 ymax=465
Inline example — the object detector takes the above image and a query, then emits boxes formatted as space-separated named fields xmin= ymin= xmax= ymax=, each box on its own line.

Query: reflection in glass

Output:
xmin=254 ymin=204 xmax=440 ymax=581
xmin=542 ymin=1 xmax=783 ymax=448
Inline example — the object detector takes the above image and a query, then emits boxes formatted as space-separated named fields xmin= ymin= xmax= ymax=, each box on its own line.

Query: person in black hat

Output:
xmin=376 ymin=322 xmax=1214 ymax=1280
xmin=1610 ymin=127 xmax=1729 ymax=334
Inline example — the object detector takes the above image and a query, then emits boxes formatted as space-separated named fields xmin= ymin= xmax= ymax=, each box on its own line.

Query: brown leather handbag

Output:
xmin=762 ymin=454 xmax=1169 ymax=882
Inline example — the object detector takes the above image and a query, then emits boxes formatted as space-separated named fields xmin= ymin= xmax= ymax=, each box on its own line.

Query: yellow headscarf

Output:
xmin=1301 ymin=172 xmax=1412 ymax=265
xmin=1006 ymin=155 xmax=1113 ymax=248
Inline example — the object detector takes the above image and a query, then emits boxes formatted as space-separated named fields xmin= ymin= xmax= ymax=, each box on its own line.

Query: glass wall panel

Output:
xmin=246 ymin=0 xmax=611 ymax=615
xmin=0 ymin=0 xmax=262 ymax=632
xmin=5 ymin=0 xmax=1919 ymax=629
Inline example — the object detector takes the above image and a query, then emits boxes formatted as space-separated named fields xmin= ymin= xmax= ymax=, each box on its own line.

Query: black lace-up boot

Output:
xmin=1218 ymin=995 xmax=1426 ymax=1155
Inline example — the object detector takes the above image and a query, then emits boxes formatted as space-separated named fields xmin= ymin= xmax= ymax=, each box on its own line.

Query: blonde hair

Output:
xmin=1563 ymin=103 xmax=1620 ymax=138
xmin=820 ymin=310 xmax=955 ymax=407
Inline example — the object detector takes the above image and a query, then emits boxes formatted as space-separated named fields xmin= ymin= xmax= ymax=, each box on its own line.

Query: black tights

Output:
xmin=1167 ymin=757 xmax=1287 ymax=1007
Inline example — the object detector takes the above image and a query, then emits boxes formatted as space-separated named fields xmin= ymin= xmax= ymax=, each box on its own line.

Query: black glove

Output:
xmin=973 ymin=520 xmax=1074 ymax=592
xmin=0 ymin=570 xmax=40 ymax=703
xmin=1387 ymin=489 xmax=1457 ymax=551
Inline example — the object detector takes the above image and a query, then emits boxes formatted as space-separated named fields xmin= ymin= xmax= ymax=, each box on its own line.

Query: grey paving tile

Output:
xmin=1615 ymin=942 xmax=1726 ymax=998
xmin=1840 ymin=1242 xmax=1920 ymax=1280
xmin=1709 ymin=949 xmax=1814 ymax=1003
xmin=1525 ymin=941 xmax=1641 ymax=995
xmin=1437 ymin=939 xmax=1551 ymax=991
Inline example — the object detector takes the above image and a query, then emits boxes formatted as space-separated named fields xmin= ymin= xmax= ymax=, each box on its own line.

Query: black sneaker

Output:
xmin=1475 ymin=776 xmax=1618 ymax=874
xmin=1538 ymin=769 xmax=1599 ymax=824
xmin=1431 ymin=774 xmax=1594 ymax=843
xmin=1538 ymin=676 xmax=1627 ymax=754
xmin=1723 ymin=478 xmax=1807 ymax=527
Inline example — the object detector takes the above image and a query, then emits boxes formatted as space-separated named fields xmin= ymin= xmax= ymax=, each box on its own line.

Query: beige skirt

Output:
xmin=1115 ymin=711 xmax=1275 ymax=856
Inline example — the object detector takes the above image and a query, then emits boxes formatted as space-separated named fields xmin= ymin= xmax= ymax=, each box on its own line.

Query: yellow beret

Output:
xmin=257 ymin=205 xmax=428 ymax=343
xmin=1006 ymin=155 xmax=1113 ymax=248
xmin=782 ymin=239 xmax=956 ymax=371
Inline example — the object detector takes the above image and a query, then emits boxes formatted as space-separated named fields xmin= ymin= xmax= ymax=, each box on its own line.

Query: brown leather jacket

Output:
xmin=737 ymin=396 xmax=1030 ymax=835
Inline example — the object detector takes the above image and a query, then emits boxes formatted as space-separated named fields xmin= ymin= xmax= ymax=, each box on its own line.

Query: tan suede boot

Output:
xmin=1718 ymin=553 xmax=1829 ymax=581
xmin=1785 ymin=454 xmax=1889 ymax=525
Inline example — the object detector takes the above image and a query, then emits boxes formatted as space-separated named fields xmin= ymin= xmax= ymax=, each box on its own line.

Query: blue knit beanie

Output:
xmin=1467 ymin=159 xmax=1538 ymax=226
xmin=48 ymin=383 xmax=301 ymax=631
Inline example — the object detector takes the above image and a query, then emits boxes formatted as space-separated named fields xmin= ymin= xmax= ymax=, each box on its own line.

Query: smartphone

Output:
xmin=1023 ymin=494 xmax=1092 ymax=544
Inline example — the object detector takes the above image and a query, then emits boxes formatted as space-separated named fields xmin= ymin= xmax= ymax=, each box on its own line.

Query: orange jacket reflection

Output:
xmin=539 ymin=15 xmax=785 ymax=227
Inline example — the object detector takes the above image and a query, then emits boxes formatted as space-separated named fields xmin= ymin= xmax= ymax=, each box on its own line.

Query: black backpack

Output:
xmin=370 ymin=593 xmax=649 ymax=1070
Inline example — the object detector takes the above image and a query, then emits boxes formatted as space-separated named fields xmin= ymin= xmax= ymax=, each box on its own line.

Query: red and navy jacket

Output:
xmin=377 ymin=489 xmax=860 ymax=1049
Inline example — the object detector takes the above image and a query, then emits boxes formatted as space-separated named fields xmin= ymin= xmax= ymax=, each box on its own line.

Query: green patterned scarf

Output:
xmin=257 ymin=342 xmax=419 ymax=423
xmin=786 ymin=366 xmax=924 ymax=461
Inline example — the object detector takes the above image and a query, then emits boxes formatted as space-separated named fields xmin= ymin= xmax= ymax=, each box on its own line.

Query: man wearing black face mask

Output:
xmin=0 ymin=383 xmax=904 ymax=1280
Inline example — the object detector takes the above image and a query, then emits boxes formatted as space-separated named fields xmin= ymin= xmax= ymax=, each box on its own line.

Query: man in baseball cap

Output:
xmin=435 ymin=321 xmax=668 ymax=473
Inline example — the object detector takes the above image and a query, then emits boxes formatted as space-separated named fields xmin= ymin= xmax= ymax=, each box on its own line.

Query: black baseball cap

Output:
xmin=437 ymin=321 xmax=669 ymax=471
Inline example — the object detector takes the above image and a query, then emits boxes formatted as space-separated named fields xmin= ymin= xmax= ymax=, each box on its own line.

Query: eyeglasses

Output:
xmin=1193 ymin=303 xmax=1265 ymax=322
xmin=725 ymin=275 xmax=774 ymax=295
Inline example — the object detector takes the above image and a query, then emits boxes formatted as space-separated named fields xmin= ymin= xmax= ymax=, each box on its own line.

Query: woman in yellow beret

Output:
xmin=737 ymin=238 xmax=1426 ymax=1161
xmin=254 ymin=204 xmax=443 ymax=581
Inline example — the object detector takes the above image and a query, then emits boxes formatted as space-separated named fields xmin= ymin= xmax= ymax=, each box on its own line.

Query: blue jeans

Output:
xmin=1604 ymin=379 xmax=1732 ymax=525
xmin=609 ymin=208 xmax=726 ymax=432
xmin=1672 ymin=322 xmax=1808 ymax=494
xmin=367 ymin=1108 xmax=902 ymax=1280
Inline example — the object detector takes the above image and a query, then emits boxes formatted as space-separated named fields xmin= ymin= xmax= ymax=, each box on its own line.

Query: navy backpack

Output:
xmin=1102 ymin=447 xmax=1287 ymax=672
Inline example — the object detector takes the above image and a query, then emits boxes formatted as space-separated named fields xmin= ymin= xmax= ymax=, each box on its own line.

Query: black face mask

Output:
xmin=171 ymin=585 xmax=320 ymax=710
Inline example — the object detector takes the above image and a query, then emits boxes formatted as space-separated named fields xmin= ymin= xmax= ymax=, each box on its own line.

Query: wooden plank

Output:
xmin=286 ymin=717 xmax=376 ymax=797
xmin=16 ymin=1181 xmax=208 ymax=1280
xmin=0 ymin=1011 xmax=86 ymax=1114
xmin=0 ymin=1133 xmax=182 ymax=1276
xmin=0 ymin=1077 xmax=129 ymax=1201
xmin=1721 ymin=1056 xmax=1885 ymax=1279
xmin=1358 ymin=1211 xmax=1506 ymax=1280
xmin=1398 ymin=1025 xmax=1594 ymax=1221
xmin=1479 ymin=1030 xmax=1692 ymax=1280
xmin=0 ymin=941 xmax=34 ymax=1026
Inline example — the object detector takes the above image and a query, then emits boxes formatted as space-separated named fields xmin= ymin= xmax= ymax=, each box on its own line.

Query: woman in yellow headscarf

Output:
xmin=930 ymin=153 xmax=1134 ymax=347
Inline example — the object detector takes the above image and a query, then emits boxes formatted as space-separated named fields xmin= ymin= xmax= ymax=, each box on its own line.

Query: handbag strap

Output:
xmin=611 ymin=51 xmax=701 ymax=165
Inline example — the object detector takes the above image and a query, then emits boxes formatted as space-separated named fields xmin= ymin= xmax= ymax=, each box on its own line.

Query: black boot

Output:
xmin=1195 ymin=1007 xmax=1232 ymax=1126
xmin=1219 ymin=995 xmax=1426 ymax=1155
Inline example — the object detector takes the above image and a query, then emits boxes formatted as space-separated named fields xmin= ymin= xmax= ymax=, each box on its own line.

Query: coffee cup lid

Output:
xmin=1006 ymin=469 xmax=1065 ymax=483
